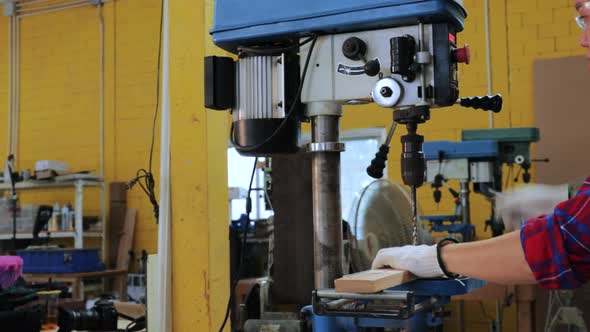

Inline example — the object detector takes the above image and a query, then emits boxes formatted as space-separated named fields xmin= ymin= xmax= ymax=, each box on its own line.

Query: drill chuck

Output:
xmin=401 ymin=133 xmax=425 ymax=188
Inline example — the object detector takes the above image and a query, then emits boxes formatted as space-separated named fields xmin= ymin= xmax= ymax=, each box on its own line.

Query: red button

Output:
xmin=454 ymin=45 xmax=471 ymax=64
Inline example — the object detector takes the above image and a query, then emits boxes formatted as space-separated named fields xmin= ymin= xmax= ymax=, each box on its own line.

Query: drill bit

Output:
xmin=410 ymin=185 xmax=418 ymax=245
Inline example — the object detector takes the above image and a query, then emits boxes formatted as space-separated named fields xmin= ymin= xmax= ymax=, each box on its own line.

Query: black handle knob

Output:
xmin=433 ymin=189 xmax=442 ymax=204
xmin=364 ymin=59 xmax=380 ymax=77
xmin=459 ymin=94 xmax=503 ymax=113
xmin=367 ymin=145 xmax=390 ymax=179
xmin=523 ymin=171 xmax=531 ymax=184
xmin=342 ymin=37 xmax=367 ymax=61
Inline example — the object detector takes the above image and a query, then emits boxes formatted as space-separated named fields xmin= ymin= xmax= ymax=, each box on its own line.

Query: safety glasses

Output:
xmin=576 ymin=2 xmax=590 ymax=31
xmin=576 ymin=15 xmax=587 ymax=31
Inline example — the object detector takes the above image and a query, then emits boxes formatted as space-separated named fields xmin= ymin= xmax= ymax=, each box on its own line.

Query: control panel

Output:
xmin=300 ymin=23 xmax=470 ymax=109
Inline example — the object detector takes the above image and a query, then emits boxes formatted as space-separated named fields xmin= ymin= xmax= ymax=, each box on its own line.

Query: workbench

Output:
xmin=24 ymin=269 xmax=128 ymax=300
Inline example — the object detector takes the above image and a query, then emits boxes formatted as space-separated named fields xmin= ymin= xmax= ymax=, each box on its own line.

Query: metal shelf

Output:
xmin=0 ymin=231 xmax=103 ymax=240
xmin=0 ymin=178 xmax=106 ymax=258
xmin=0 ymin=180 xmax=101 ymax=191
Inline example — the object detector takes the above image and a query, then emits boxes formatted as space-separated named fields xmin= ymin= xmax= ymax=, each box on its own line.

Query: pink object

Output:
xmin=0 ymin=256 xmax=23 ymax=289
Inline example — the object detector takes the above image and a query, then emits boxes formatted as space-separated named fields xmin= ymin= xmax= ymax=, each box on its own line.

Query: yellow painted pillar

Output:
xmin=170 ymin=0 xmax=230 ymax=330
xmin=0 ymin=16 xmax=8 ymax=159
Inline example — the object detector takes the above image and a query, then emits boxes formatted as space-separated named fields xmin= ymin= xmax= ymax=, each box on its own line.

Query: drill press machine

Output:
xmin=421 ymin=127 xmax=541 ymax=239
xmin=205 ymin=0 xmax=503 ymax=330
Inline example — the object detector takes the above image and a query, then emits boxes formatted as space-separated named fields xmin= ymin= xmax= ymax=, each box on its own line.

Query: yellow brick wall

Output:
xmin=107 ymin=0 xmax=163 ymax=254
xmin=0 ymin=2 xmax=228 ymax=330
xmin=507 ymin=0 xmax=585 ymax=128
xmin=16 ymin=7 xmax=103 ymax=237
xmin=0 ymin=16 xmax=8 ymax=162
xmin=0 ymin=1 xmax=163 ymax=255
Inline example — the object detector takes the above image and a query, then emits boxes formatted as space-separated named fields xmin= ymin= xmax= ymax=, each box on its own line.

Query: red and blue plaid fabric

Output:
xmin=520 ymin=177 xmax=590 ymax=289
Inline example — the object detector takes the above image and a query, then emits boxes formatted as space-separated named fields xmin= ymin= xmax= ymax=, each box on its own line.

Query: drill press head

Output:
xmin=206 ymin=0 xmax=469 ymax=157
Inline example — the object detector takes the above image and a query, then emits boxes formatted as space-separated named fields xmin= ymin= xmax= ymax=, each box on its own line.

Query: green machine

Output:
xmin=424 ymin=127 xmax=543 ymax=238
xmin=462 ymin=127 xmax=541 ymax=184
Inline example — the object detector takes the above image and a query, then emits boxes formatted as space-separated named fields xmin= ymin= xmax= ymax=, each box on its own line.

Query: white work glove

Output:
xmin=495 ymin=184 xmax=569 ymax=232
xmin=371 ymin=245 xmax=444 ymax=278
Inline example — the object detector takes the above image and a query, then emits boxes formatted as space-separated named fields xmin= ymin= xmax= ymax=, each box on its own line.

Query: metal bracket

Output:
xmin=415 ymin=51 xmax=431 ymax=64
xmin=393 ymin=105 xmax=430 ymax=125
xmin=306 ymin=142 xmax=345 ymax=153
xmin=312 ymin=289 xmax=425 ymax=320
xmin=305 ymin=102 xmax=343 ymax=117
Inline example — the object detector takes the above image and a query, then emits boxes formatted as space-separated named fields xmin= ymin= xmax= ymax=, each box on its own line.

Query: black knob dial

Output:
xmin=364 ymin=59 xmax=380 ymax=77
xmin=342 ymin=37 xmax=367 ymax=61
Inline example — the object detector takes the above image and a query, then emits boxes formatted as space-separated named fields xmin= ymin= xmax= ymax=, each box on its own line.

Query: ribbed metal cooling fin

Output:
xmin=235 ymin=55 xmax=285 ymax=120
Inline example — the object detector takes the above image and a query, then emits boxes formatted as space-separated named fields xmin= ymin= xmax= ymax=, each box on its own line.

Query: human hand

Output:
xmin=495 ymin=184 xmax=569 ymax=231
xmin=371 ymin=245 xmax=443 ymax=278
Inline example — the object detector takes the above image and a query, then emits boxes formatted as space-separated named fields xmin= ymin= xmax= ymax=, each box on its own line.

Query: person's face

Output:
xmin=576 ymin=0 xmax=590 ymax=70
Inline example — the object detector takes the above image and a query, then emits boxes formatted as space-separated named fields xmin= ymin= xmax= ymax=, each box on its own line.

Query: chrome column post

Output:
xmin=307 ymin=102 xmax=345 ymax=289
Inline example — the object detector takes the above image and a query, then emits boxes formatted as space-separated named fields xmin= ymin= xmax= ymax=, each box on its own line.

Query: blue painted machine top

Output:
xmin=211 ymin=0 xmax=467 ymax=52
xmin=391 ymin=278 xmax=485 ymax=297
xmin=424 ymin=140 xmax=498 ymax=161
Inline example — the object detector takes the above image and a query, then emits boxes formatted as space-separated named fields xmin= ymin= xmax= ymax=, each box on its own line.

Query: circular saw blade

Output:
xmin=347 ymin=179 xmax=431 ymax=272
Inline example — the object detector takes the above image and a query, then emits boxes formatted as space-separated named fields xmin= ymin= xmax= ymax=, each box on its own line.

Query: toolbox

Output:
xmin=16 ymin=248 xmax=105 ymax=274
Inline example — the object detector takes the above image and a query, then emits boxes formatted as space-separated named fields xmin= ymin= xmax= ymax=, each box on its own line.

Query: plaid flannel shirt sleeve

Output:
xmin=520 ymin=177 xmax=590 ymax=289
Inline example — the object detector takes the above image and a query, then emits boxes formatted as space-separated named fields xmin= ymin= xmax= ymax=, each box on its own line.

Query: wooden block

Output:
xmin=335 ymin=269 xmax=415 ymax=294
xmin=116 ymin=208 xmax=137 ymax=270
xmin=108 ymin=204 xmax=126 ymax=268
xmin=109 ymin=182 xmax=128 ymax=268
xmin=110 ymin=182 xmax=128 ymax=202
xmin=112 ymin=208 xmax=136 ymax=301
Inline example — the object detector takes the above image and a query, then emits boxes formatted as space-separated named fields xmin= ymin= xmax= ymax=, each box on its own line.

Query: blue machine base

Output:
xmin=305 ymin=278 xmax=485 ymax=331
xmin=421 ymin=215 xmax=475 ymax=240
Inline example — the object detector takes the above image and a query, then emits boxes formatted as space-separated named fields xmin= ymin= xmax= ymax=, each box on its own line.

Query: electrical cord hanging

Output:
xmin=218 ymin=158 xmax=258 ymax=332
xmin=231 ymin=35 xmax=318 ymax=152
xmin=115 ymin=312 xmax=146 ymax=332
xmin=127 ymin=0 xmax=164 ymax=223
